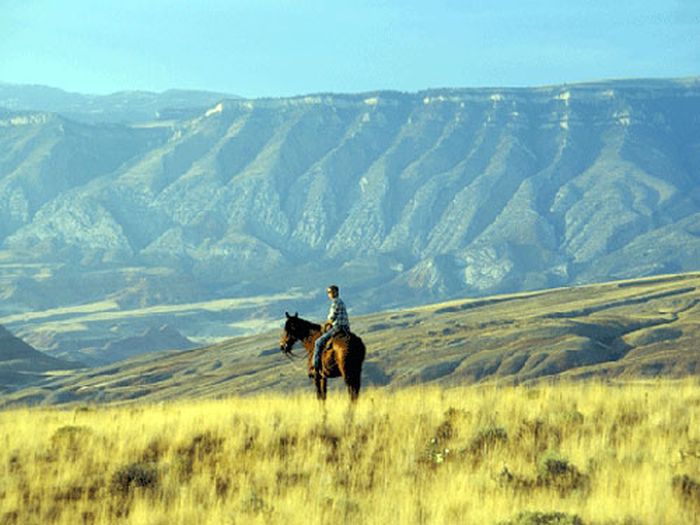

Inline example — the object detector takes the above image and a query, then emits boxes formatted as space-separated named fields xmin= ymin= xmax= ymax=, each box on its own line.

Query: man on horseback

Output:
xmin=313 ymin=285 xmax=350 ymax=376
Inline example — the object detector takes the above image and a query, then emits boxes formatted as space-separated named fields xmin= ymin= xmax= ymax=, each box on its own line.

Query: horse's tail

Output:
xmin=344 ymin=333 xmax=365 ymax=402
xmin=347 ymin=333 xmax=366 ymax=364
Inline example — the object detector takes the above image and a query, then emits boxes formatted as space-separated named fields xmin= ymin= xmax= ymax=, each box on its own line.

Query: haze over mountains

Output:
xmin=0 ymin=83 xmax=236 ymax=123
xmin=0 ymin=78 xmax=699 ymax=362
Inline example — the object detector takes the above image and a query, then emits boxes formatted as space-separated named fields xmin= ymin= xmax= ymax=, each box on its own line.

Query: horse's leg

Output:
xmin=341 ymin=358 xmax=360 ymax=402
xmin=314 ymin=374 xmax=325 ymax=401
xmin=345 ymin=372 xmax=360 ymax=402
xmin=335 ymin=349 xmax=352 ymax=402
xmin=350 ymin=338 xmax=366 ymax=402
xmin=335 ymin=344 xmax=360 ymax=403
xmin=353 ymin=373 xmax=361 ymax=401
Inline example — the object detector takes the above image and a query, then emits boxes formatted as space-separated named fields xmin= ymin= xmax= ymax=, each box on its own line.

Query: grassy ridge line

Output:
xmin=3 ymin=271 xmax=700 ymax=407
xmin=1 ymin=382 xmax=699 ymax=524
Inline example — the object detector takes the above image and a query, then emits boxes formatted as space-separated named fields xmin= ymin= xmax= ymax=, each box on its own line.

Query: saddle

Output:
xmin=323 ymin=326 xmax=351 ymax=351
xmin=308 ymin=329 xmax=352 ymax=378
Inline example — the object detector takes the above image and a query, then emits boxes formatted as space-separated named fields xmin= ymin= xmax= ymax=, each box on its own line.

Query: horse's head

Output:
xmin=279 ymin=311 xmax=300 ymax=354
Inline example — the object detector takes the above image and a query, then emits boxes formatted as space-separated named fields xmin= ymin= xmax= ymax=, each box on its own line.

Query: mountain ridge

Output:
xmin=0 ymin=82 xmax=239 ymax=123
xmin=0 ymin=77 xmax=699 ymax=356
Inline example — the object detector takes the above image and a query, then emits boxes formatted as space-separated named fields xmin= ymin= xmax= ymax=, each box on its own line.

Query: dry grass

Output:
xmin=0 ymin=381 xmax=698 ymax=524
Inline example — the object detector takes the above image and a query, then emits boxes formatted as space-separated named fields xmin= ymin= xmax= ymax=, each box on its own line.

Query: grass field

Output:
xmin=1 ymin=382 xmax=699 ymax=524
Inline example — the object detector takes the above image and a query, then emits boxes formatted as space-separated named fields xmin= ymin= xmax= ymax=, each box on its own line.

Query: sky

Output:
xmin=1 ymin=0 xmax=699 ymax=98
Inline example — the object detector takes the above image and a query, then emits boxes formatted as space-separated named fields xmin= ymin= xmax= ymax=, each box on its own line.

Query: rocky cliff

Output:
xmin=1 ymin=78 xmax=699 ymax=354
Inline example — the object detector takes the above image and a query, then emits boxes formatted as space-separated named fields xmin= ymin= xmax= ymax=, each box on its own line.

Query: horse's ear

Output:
xmin=294 ymin=312 xmax=298 ymax=318
xmin=285 ymin=311 xmax=290 ymax=318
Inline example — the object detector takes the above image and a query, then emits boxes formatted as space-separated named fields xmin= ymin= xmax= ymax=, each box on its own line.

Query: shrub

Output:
xmin=50 ymin=425 xmax=93 ymax=458
xmin=593 ymin=518 xmax=643 ymax=525
xmin=310 ymin=426 xmax=342 ymax=464
xmin=500 ymin=510 xmax=584 ymax=525
xmin=467 ymin=426 xmax=508 ymax=456
xmin=558 ymin=410 xmax=584 ymax=426
xmin=51 ymin=482 xmax=102 ymax=511
xmin=417 ymin=411 xmax=465 ymax=468
xmin=418 ymin=437 xmax=452 ymax=468
xmin=276 ymin=470 xmax=310 ymax=489
xmin=323 ymin=497 xmax=360 ymax=518
xmin=672 ymin=474 xmax=700 ymax=510
xmin=497 ymin=466 xmax=535 ymax=492
xmin=240 ymin=488 xmax=271 ymax=515
xmin=679 ymin=439 xmax=700 ymax=461
xmin=1 ymin=511 xmax=19 ymax=525
xmin=435 ymin=419 xmax=456 ymax=441
xmin=174 ymin=431 xmax=224 ymax=480
xmin=536 ymin=452 xmax=589 ymax=496
xmin=7 ymin=451 xmax=21 ymax=474
xmin=140 ymin=437 xmax=168 ymax=463
xmin=215 ymin=476 xmax=231 ymax=498
xmin=181 ymin=431 xmax=224 ymax=460
xmin=110 ymin=462 xmax=159 ymax=496
xmin=272 ymin=433 xmax=298 ymax=458
xmin=516 ymin=420 xmax=562 ymax=460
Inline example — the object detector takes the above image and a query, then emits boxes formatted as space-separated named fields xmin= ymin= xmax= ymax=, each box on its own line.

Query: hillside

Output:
xmin=0 ymin=78 xmax=699 ymax=356
xmin=2 ymin=271 xmax=698 ymax=406
xmin=0 ymin=325 xmax=81 ymax=392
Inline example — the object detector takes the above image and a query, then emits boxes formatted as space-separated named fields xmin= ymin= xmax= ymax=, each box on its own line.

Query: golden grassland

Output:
xmin=1 ymin=382 xmax=699 ymax=525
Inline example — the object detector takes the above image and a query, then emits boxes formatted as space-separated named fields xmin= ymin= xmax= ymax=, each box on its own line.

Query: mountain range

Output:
xmin=0 ymin=83 xmax=237 ymax=123
xmin=0 ymin=78 xmax=699 ymax=361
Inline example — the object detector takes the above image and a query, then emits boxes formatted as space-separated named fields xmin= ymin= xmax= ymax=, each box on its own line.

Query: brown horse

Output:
xmin=279 ymin=312 xmax=365 ymax=401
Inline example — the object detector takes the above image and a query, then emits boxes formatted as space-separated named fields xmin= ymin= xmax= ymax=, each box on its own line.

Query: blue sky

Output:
xmin=2 ymin=0 xmax=699 ymax=97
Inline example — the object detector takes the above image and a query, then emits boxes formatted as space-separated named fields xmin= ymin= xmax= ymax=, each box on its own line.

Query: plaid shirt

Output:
xmin=328 ymin=297 xmax=350 ymax=331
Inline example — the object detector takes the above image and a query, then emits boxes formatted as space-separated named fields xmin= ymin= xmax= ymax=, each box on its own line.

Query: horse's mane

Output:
xmin=286 ymin=315 xmax=321 ymax=337
xmin=295 ymin=317 xmax=321 ymax=332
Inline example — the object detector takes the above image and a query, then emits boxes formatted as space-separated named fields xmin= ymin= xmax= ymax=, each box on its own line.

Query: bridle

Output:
xmin=280 ymin=319 xmax=304 ymax=358
xmin=280 ymin=313 xmax=321 ymax=368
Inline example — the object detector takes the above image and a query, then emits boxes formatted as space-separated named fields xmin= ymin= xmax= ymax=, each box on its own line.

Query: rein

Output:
xmin=281 ymin=331 xmax=316 ymax=370
xmin=283 ymin=350 xmax=305 ymax=370
xmin=284 ymin=346 xmax=303 ymax=360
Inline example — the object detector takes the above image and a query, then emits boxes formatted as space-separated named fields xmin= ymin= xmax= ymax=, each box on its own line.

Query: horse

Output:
xmin=279 ymin=312 xmax=365 ymax=402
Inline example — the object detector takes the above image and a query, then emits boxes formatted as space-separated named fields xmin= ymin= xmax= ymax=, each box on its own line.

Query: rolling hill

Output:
xmin=0 ymin=325 xmax=81 ymax=392
xmin=2 ymin=271 xmax=698 ymax=406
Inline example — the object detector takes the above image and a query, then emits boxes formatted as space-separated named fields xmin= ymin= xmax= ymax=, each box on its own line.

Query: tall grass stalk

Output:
xmin=0 ymin=381 xmax=697 ymax=524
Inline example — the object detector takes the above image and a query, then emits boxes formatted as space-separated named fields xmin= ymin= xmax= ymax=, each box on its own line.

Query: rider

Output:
xmin=313 ymin=285 xmax=350 ymax=375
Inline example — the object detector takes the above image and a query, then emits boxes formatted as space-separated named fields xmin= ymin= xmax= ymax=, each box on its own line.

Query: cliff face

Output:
xmin=1 ymin=79 xmax=699 ymax=351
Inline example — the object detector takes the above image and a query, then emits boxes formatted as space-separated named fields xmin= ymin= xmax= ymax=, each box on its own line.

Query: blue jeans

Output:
xmin=314 ymin=330 xmax=334 ymax=369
